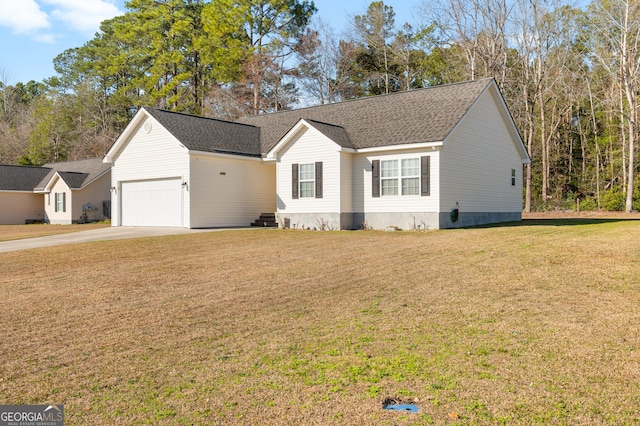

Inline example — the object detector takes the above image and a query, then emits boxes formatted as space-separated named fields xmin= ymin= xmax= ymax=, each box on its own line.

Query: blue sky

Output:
xmin=0 ymin=0 xmax=419 ymax=85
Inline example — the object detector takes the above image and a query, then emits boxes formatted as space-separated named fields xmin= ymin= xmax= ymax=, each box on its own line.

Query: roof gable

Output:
xmin=38 ymin=158 xmax=111 ymax=191
xmin=58 ymin=172 xmax=90 ymax=189
xmin=267 ymin=118 xmax=355 ymax=159
xmin=240 ymin=79 xmax=494 ymax=153
xmin=105 ymin=108 xmax=263 ymax=162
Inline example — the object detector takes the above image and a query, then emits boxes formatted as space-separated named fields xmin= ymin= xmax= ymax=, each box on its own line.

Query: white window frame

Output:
xmin=380 ymin=157 xmax=420 ymax=197
xmin=380 ymin=159 xmax=399 ymax=196
xmin=55 ymin=192 xmax=65 ymax=212
xmin=299 ymin=163 xmax=315 ymax=198
xmin=401 ymin=158 xmax=420 ymax=195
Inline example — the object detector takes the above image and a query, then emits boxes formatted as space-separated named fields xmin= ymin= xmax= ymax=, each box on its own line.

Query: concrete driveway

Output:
xmin=0 ymin=227 xmax=245 ymax=253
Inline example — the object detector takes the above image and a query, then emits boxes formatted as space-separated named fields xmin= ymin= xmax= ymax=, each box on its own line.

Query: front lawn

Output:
xmin=0 ymin=223 xmax=110 ymax=242
xmin=1 ymin=220 xmax=639 ymax=424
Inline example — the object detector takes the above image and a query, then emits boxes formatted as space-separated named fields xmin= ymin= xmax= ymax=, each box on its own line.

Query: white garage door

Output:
xmin=121 ymin=179 xmax=183 ymax=227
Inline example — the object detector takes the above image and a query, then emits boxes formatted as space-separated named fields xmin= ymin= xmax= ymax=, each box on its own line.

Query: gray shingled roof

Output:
xmin=239 ymin=79 xmax=493 ymax=153
xmin=145 ymin=108 xmax=262 ymax=157
xmin=304 ymin=119 xmax=355 ymax=149
xmin=57 ymin=172 xmax=90 ymax=189
xmin=37 ymin=157 xmax=111 ymax=190
xmin=0 ymin=165 xmax=52 ymax=191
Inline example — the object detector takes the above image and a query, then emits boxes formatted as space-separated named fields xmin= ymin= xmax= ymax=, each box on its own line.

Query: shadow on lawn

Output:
xmin=466 ymin=217 xmax=640 ymax=229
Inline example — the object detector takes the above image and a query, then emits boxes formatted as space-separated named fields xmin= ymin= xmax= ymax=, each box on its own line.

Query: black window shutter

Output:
xmin=54 ymin=193 xmax=58 ymax=212
xmin=421 ymin=156 xmax=430 ymax=196
xmin=372 ymin=160 xmax=380 ymax=198
xmin=315 ymin=162 xmax=323 ymax=198
xmin=292 ymin=163 xmax=299 ymax=199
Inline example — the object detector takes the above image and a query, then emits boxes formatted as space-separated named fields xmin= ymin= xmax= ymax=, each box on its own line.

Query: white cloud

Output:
xmin=43 ymin=0 xmax=122 ymax=35
xmin=0 ymin=0 xmax=50 ymax=34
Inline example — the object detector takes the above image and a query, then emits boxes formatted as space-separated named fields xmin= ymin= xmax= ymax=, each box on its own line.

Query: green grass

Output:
xmin=1 ymin=219 xmax=640 ymax=424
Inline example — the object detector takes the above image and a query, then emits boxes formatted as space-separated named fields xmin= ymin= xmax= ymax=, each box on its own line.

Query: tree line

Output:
xmin=1 ymin=0 xmax=639 ymax=212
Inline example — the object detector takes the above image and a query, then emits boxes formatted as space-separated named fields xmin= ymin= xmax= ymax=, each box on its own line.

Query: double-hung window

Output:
xmin=55 ymin=192 xmax=66 ymax=212
xmin=401 ymin=158 xmax=420 ymax=195
xmin=379 ymin=158 xmax=420 ymax=196
xmin=299 ymin=163 xmax=315 ymax=198
xmin=292 ymin=162 xmax=323 ymax=199
xmin=380 ymin=160 xmax=398 ymax=196
xmin=373 ymin=156 xmax=430 ymax=198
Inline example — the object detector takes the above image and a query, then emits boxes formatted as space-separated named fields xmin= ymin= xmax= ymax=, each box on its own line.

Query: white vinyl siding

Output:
xmin=354 ymin=149 xmax=440 ymax=214
xmin=276 ymin=125 xmax=342 ymax=214
xmin=110 ymin=116 xmax=190 ymax=227
xmin=341 ymin=152 xmax=354 ymax=213
xmin=189 ymin=154 xmax=275 ymax=228
xmin=439 ymin=86 xmax=524 ymax=212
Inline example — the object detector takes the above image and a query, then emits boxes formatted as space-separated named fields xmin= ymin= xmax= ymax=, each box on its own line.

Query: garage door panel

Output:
xmin=121 ymin=179 xmax=182 ymax=227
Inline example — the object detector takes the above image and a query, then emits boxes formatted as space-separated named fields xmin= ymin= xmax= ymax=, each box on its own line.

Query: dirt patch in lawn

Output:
xmin=1 ymin=224 xmax=639 ymax=425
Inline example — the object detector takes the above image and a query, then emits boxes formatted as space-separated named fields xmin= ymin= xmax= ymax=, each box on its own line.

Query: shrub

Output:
xmin=601 ymin=189 xmax=625 ymax=211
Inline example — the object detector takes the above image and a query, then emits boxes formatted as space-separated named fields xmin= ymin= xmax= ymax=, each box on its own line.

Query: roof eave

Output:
xmin=356 ymin=141 xmax=444 ymax=154
xmin=189 ymin=149 xmax=263 ymax=162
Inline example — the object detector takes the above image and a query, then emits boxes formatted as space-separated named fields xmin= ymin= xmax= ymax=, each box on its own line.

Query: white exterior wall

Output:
xmin=110 ymin=117 xmax=190 ymax=227
xmin=0 ymin=192 xmax=43 ymax=224
xmin=340 ymin=151 xmax=353 ymax=213
xmin=189 ymin=153 xmax=275 ymax=228
xmin=45 ymin=178 xmax=73 ymax=224
xmin=276 ymin=126 xmax=344 ymax=228
xmin=350 ymin=148 xmax=441 ymax=229
xmin=354 ymin=148 xmax=440 ymax=213
xmin=439 ymin=88 xmax=524 ymax=215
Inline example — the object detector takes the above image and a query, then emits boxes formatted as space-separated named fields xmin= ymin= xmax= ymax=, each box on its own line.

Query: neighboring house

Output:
xmin=0 ymin=158 xmax=111 ymax=225
xmin=104 ymin=78 xmax=530 ymax=230
xmin=0 ymin=166 xmax=52 ymax=225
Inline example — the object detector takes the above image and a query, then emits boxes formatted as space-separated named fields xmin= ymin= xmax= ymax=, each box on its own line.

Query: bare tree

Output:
xmin=422 ymin=0 xmax=512 ymax=84
xmin=589 ymin=0 xmax=640 ymax=212
xmin=295 ymin=18 xmax=340 ymax=105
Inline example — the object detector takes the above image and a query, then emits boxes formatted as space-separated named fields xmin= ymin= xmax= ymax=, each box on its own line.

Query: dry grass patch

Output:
xmin=1 ymin=220 xmax=640 ymax=425
xmin=0 ymin=223 xmax=110 ymax=242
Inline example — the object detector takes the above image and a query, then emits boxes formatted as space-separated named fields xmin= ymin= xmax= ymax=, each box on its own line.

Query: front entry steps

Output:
xmin=251 ymin=213 xmax=278 ymax=228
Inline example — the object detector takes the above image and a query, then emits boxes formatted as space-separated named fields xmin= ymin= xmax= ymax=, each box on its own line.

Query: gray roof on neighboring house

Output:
xmin=239 ymin=78 xmax=494 ymax=153
xmin=0 ymin=158 xmax=110 ymax=192
xmin=0 ymin=165 xmax=53 ymax=191
xmin=57 ymin=172 xmax=90 ymax=189
xmin=145 ymin=108 xmax=262 ymax=157
xmin=37 ymin=157 xmax=111 ymax=190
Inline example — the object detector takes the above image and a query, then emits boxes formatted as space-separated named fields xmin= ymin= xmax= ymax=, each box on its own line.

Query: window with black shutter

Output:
xmin=292 ymin=163 xmax=299 ymax=199
xmin=421 ymin=156 xmax=430 ymax=196
xmin=315 ymin=162 xmax=323 ymax=198
xmin=372 ymin=160 xmax=380 ymax=197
